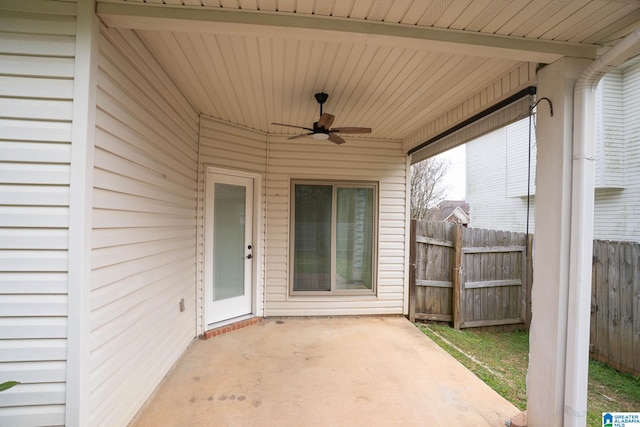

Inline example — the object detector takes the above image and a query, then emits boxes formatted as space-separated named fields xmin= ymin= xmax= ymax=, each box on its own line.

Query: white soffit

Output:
xmin=94 ymin=1 xmax=638 ymax=145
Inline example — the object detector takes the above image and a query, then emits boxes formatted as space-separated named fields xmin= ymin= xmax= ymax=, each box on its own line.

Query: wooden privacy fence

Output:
xmin=590 ymin=239 xmax=640 ymax=376
xmin=409 ymin=221 xmax=640 ymax=375
xmin=409 ymin=220 xmax=533 ymax=330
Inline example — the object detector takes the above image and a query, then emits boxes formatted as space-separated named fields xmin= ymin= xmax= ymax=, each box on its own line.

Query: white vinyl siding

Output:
xmin=595 ymin=71 xmax=625 ymax=189
xmin=506 ymin=118 xmax=536 ymax=198
xmin=197 ymin=117 xmax=267 ymax=333
xmin=91 ymin=27 xmax=199 ymax=426
xmin=467 ymin=119 xmax=535 ymax=233
xmin=198 ymin=121 xmax=407 ymax=317
xmin=593 ymin=62 xmax=640 ymax=240
xmin=266 ymin=136 xmax=408 ymax=316
xmin=0 ymin=1 xmax=77 ymax=425
xmin=467 ymin=64 xmax=640 ymax=241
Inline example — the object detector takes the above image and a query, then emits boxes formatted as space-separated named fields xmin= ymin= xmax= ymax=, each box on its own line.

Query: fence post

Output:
xmin=408 ymin=219 xmax=416 ymax=323
xmin=453 ymin=223 xmax=462 ymax=330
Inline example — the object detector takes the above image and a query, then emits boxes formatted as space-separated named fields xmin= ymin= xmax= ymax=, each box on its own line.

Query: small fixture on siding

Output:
xmin=179 ymin=298 xmax=185 ymax=312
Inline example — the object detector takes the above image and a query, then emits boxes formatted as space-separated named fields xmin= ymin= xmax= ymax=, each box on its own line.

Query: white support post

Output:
xmin=527 ymin=57 xmax=591 ymax=427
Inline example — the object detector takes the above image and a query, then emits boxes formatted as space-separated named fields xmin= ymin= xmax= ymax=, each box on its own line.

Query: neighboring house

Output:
xmin=466 ymin=62 xmax=640 ymax=242
xmin=1 ymin=2 xmax=638 ymax=427
xmin=428 ymin=200 xmax=470 ymax=226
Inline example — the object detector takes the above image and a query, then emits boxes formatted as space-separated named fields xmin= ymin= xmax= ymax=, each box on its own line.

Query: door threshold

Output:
xmin=202 ymin=315 xmax=262 ymax=340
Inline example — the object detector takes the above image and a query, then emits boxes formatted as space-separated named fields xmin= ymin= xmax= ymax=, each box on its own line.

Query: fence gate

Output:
xmin=459 ymin=226 xmax=529 ymax=329
xmin=410 ymin=220 xmax=532 ymax=330
xmin=410 ymin=221 xmax=456 ymax=323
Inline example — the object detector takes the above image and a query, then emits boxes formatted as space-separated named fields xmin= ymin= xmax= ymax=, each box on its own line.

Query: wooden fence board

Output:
xmin=595 ymin=241 xmax=609 ymax=362
xmin=414 ymin=313 xmax=452 ymax=322
xmin=416 ymin=235 xmax=454 ymax=247
xmin=453 ymin=223 xmax=462 ymax=329
xmin=411 ymin=223 xmax=639 ymax=374
xmin=589 ymin=240 xmax=640 ymax=376
xmin=633 ymin=243 xmax=640 ymax=375
xmin=608 ymin=242 xmax=621 ymax=371
xmin=412 ymin=221 xmax=530 ymax=331
xmin=590 ymin=243 xmax=598 ymax=354
xmin=409 ymin=219 xmax=416 ymax=323
xmin=417 ymin=280 xmax=452 ymax=288
xmin=465 ymin=279 xmax=522 ymax=289
xmin=461 ymin=318 xmax=524 ymax=328
xmin=620 ymin=243 xmax=633 ymax=376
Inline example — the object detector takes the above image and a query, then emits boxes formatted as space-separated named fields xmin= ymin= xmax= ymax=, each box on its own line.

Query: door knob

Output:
xmin=246 ymin=254 xmax=253 ymax=259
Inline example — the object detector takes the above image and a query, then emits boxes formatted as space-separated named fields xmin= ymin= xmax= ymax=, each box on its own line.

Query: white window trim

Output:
xmin=289 ymin=179 xmax=379 ymax=297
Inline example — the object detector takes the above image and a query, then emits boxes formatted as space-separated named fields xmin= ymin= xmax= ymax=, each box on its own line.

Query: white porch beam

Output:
xmin=96 ymin=2 xmax=597 ymax=64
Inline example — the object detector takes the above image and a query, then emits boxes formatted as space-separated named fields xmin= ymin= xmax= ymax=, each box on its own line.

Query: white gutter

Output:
xmin=564 ymin=29 xmax=640 ymax=427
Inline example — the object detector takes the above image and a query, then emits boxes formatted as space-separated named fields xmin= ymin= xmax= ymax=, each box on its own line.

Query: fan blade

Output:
xmin=288 ymin=133 xmax=312 ymax=140
xmin=331 ymin=127 xmax=372 ymax=134
xmin=328 ymin=133 xmax=345 ymax=145
xmin=272 ymin=122 xmax=313 ymax=132
xmin=317 ymin=113 xmax=335 ymax=130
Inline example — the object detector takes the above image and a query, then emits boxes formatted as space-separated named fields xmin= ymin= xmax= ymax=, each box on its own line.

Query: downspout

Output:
xmin=564 ymin=29 xmax=640 ymax=427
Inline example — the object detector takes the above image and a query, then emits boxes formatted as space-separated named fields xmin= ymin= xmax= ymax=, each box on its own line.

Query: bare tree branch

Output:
xmin=410 ymin=157 xmax=450 ymax=220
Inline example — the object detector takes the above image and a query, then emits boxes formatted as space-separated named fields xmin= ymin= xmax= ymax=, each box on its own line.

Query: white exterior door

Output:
xmin=205 ymin=170 xmax=254 ymax=325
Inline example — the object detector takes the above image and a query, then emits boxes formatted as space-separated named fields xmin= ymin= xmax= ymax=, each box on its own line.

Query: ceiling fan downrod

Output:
xmin=314 ymin=92 xmax=329 ymax=116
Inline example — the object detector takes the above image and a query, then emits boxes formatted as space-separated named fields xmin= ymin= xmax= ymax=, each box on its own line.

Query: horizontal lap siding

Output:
xmin=0 ymin=1 xmax=76 ymax=425
xmin=197 ymin=117 xmax=267 ymax=332
xmin=596 ymin=72 xmax=624 ymax=188
xmin=92 ymin=27 xmax=199 ymax=426
xmin=622 ymin=63 xmax=640 ymax=239
xmin=467 ymin=123 xmax=535 ymax=233
xmin=463 ymin=115 xmax=537 ymax=234
xmin=593 ymin=64 xmax=640 ymax=241
xmin=266 ymin=136 xmax=408 ymax=316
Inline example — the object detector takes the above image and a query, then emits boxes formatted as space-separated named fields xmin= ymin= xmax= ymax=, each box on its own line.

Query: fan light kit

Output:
xmin=272 ymin=92 xmax=372 ymax=145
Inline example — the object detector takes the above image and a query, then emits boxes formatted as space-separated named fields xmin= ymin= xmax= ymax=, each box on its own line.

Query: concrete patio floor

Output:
xmin=131 ymin=316 xmax=519 ymax=427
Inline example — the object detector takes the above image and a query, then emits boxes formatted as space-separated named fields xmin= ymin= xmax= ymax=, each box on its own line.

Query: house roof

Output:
xmin=429 ymin=200 xmax=470 ymax=223
xmin=98 ymin=1 xmax=640 ymax=152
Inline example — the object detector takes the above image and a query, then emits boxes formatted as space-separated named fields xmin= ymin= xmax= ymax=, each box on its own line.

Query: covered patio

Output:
xmin=4 ymin=2 xmax=640 ymax=426
xmin=131 ymin=316 xmax=518 ymax=426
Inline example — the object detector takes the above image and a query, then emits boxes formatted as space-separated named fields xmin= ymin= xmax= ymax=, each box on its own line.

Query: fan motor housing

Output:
xmin=314 ymin=92 xmax=329 ymax=105
xmin=312 ymin=121 xmax=329 ymax=134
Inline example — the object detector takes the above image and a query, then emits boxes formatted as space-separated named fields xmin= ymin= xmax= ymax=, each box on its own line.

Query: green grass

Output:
xmin=587 ymin=361 xmax=640 ymax=426
xmin=418 ymin=323 xmax=640 ymax=427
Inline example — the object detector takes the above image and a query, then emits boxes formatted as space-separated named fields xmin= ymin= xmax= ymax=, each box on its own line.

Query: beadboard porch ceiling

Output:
xmin=98 ymin=0 xmax=640 ymax=148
